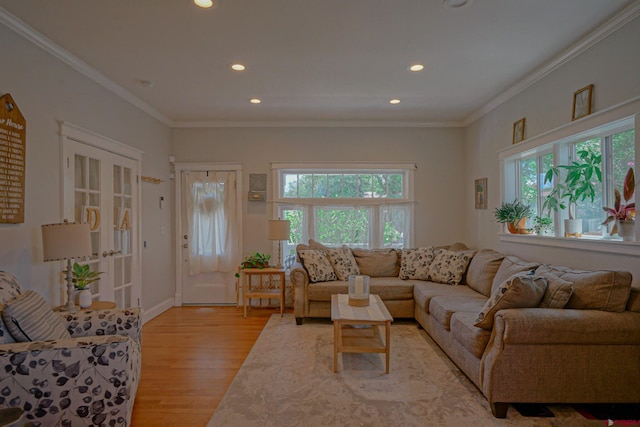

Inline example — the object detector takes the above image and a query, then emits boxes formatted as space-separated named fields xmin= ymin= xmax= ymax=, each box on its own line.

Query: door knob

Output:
xmin=182 ymin=243 xmax=188 ymax=249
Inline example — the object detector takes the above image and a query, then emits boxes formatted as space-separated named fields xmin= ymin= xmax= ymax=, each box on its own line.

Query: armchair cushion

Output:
xmin=2 ymin=290 xmax=71 ymax=342
xmin=60 ymin=307 xmax=142 ymax=341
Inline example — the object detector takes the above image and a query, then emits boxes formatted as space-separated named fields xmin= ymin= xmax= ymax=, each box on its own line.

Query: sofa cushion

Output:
xmin=475 ymin=273 xmax=547 ymax=330
xmin=450 ymin=312 xmax=492 ymax=358
xmin=491 ymin=256 xmax=540 ymax=295
xmin=352 ymin=248 xmax=399 ymax=277
xmin=299 ymin=250 xmax=337 ymax=283
xmin=2 ymin=290 xmax=71 ymax=342
xmin=465 ymin=249 xmax=505 ymax=297
xmin=535 ymin=265 xmax=632 ymax=312
xmin=308 ymin=277 xmax=414 ymax=301
xmin=326 ymin=246 xmax=360 ymax=281
xmin=427 ymin=249 xmax=474 ymax=286
xmin=627 ymin=287 xmax=640 ymax=313
xmin=399 ymin=247 xmax=435 ymax=280
xmin=0 ymin=271 xmax=23 ymax=304
xmin=430 ymin=296 xmax=487 ymax=330
xmin=536 ymin=271 xmax=574 ymax=309
xmin=413 ymin=282 xmax=482 ymax=313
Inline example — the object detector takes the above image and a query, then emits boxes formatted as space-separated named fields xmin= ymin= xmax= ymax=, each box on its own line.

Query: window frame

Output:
xmin=498 ymin=97 xmax=640 ymax=255
xmin=271 ymin=162 xmax=415 ymax=251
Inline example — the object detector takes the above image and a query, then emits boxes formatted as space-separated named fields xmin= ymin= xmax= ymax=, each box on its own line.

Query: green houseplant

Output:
xmin=494 ymin=199 xmax=532 ymax=233
xmin=602 ymin=167 xmax=635 ymax=240
xmin=234 ymin=252 xmax=272 ymax=278
xmin=531 ymin=215 xmax=554 ymax=236
xmin=542 ymin=149 xmax=602 ymax=236
xmin=68 ymin=262 xmax=103 ymax=290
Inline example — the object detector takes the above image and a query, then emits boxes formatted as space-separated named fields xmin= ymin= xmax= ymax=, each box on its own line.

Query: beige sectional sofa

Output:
xmin=290 ymin=241 xmax=640 ymax=418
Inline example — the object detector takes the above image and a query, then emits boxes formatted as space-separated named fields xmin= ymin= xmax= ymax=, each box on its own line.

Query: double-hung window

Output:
xmin=272 ymin=162 xmax=415 ymax=263
xmin=503 ymin=113 xmax=636 ymax=242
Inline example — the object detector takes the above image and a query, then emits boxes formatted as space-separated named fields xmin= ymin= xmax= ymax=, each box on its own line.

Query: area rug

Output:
xmin=207 ymin=315 xmax=601 ymax=427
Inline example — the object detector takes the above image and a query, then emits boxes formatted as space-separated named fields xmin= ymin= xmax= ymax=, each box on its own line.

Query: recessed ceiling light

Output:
xmin=408 ymin=64 xmax=424 ymax=72
xmin=442 ymin=0 xmax=473 ymax=9
xmin=389 ymin=99 xmax=401 ymax=105
xmin=231 ymin=64 xmax=246 ymax=71
xmin=250 ymin=98 xmax=262 ymax=104
xmin=194 ymin=0 xmax=213 ymax=8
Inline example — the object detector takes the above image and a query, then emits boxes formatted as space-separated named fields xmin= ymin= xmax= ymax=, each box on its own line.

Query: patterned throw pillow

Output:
xmin=474 ymin=273 xmax=548 ymax=330
xmin=399 ymin=247 xmax=435 ymax=280
xmin=326 ymin=246 xmax=360 ymax=281
xmin=536 ymin=271 xmax=574 ymax=309
xmin=2 ymin=290 xmax=72 ymax=342
xmin=427 ymin=249 xmax=474 ymax=285
xmin=299 ymin=250 xmax=337 ymax=283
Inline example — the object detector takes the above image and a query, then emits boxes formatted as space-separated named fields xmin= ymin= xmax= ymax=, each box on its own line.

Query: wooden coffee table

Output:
xmin=331 ymin=294 xmax=393 ymax=374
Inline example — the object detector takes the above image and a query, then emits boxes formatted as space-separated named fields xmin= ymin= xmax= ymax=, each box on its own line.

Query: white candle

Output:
xmin=355 ymin=276 xmax=364 ymax=297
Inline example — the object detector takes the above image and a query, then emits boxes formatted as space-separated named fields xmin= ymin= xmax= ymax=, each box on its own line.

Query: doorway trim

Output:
xmin=174 ymin=162 xmax=243 ymax=306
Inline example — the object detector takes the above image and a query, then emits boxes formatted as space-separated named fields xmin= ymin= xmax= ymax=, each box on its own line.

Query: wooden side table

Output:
xmin=240 ymin=267 xmax=286 ymax=318
xmin=54 ymin=301 xmax=116 ymax=312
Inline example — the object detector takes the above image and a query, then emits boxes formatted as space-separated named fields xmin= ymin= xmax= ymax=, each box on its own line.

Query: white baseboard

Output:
xmin=141 ymin=297 xmax=176 ymax=325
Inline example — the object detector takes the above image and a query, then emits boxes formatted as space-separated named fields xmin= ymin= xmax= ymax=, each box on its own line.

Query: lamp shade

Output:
xmin=268 ymin=219 xmax=290 ymax=241
xmin=42 ymin=221 xmax=92 ymax=262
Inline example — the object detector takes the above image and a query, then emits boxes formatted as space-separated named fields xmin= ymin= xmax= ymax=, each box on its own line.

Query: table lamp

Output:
xmin=268 ymin=219 xmax=290 ymax=269
xmin=42 ymin=220 xmax=92 ymax=311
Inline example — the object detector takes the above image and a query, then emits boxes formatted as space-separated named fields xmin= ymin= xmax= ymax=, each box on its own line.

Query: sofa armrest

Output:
xmin=0 ymin=335 xmax=140 ymax=425
xmin=290 ymin=263 xmax=309 ymax=322
xmin=493 ymin=308 xmax=640 ymax=345
xmin=58 ymin=307 xmax=141 ymax=341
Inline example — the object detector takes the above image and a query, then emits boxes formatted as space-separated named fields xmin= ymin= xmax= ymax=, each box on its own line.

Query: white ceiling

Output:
xmin=0 ymin=0 xmax=636 ymax=126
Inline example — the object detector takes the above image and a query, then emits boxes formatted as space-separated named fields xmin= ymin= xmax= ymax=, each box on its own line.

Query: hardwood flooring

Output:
xmin=130 ymin=306 xmax=275 ymax=427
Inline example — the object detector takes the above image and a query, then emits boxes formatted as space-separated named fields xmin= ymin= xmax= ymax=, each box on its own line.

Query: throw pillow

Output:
xmin=535 ymin=265 xmax=632 ymax=312
xmin=536 ymin=271 xmax=574 ymax=309
xmin=352 ymin=248 xmax=399 ymax=277
xmin=465 ymin=249 xmax=505 ymax=296
xmin=427 ymin=249 xmax=474 ymax=286
xmin=326 ymin=246 xmax=360 ymax=281
xmin=0 ymin=304 xmax=16 ymax=344
xmin=475 ymin=273 xmax=548 ymax=330
xmin=399 ymin=247 xmax=435 ymax=280
xmin=2 ymin=290 xmax=71 ymax=342
xmin=490 ymin=256 xmax=540 ymax=295
xmin=298 ymin=250 xmax=337 ymax=283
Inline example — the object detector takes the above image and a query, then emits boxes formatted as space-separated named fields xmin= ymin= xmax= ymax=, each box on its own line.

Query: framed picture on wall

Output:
xmin=572 ymin=84 xmax=593 ymax=121
xmin=475 ymin=178 xmax=487 ymax=210
xmin=512 ymin=118 xmax=525 ymax=144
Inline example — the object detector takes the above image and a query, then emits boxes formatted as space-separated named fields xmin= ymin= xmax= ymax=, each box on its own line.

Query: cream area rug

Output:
xmin=208 ymin=315 xmax=599 ymax=427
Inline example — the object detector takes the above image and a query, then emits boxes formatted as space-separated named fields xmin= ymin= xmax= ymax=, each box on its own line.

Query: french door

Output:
xmin=61 ymin=123 xmax=142 ymax=308
xmin=175 ymin=163 xmax=242 ymax=305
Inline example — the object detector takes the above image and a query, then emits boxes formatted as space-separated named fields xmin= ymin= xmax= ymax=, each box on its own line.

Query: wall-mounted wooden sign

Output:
xmin=0 ymin=94 xmax=26 ymax=224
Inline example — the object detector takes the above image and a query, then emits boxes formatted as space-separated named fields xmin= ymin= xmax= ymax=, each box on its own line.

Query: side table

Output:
xmin=54 ymin=301 xmax=117 ymax=312
xmin=240 ymin=267 xmax=286 ymax=318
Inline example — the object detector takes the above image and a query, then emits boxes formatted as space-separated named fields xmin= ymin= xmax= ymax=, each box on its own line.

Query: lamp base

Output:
xmin=60 ymin=303 xmax=79 ymax=312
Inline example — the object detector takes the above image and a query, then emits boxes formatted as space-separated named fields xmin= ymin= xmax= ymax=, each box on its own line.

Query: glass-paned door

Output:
xmin=62 ymin=133 xmax=141 ymax=309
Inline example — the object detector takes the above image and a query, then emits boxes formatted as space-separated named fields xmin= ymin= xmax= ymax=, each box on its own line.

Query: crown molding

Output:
xmin=0 ymin=6 xmax=172 ymax=127
xmin=462 ymin=0 xmax=640 ymax=127
xmin=171 ymin=120 xmax=464 ymax=128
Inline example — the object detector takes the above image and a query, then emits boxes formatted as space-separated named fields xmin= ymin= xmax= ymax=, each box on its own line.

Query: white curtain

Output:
xmin=183 ymin=171 xmax=237 ymax=274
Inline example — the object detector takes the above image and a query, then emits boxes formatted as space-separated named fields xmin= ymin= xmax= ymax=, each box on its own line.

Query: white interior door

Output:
xmin=61 ymin=123 xmax=142 ymax=308
xmin=177 ymin=165 xmax=242 ymax=304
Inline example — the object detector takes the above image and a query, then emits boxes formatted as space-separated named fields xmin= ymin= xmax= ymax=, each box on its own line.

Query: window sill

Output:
xmin=498 ymin=233 xmax=640 ymax=256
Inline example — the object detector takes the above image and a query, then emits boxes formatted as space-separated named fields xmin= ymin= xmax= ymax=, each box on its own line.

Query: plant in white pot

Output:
xmin=602 ymin=167 xmax=635 ymax=241
xmin=542 ymin=149 xmax=602 ymax=237
xmin=68 ymin=262 xmax=103 ymax=308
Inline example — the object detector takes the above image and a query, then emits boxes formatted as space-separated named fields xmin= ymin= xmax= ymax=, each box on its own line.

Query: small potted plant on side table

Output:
xmin=602 ymin=167 xmax=635 ymax=241
xmin=69 ymin=262 xmax=103 ymax=308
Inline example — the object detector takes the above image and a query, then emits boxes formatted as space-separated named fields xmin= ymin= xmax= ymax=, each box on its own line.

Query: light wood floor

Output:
xmin=130 ymin=306 xmax=275 ymax=427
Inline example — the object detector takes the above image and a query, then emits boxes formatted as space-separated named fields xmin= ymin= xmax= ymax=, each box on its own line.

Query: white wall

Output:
xmin=464 ymin=16 xmax=640 ymax=284
xmin=171 ymin=126 xmax=466 ymax=259
xmin=0 ymin=23 xmax=175 ymax=312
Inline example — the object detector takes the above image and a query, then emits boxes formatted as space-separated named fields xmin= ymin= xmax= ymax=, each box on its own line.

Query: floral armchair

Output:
xmin=0 ymin=271 xmax=141 ymax=426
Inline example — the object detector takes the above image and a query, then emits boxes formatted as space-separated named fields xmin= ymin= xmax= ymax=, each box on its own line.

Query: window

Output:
xmin=507 ymin=115 xmax=636 ymax=241
xmin=273 ymin=163 xmax=415 ymax=260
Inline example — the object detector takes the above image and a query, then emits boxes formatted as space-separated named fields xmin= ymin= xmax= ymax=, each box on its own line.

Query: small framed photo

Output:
xmin=475 ymin=178 xmax=487 ymax=210
xmin=512 ymin=118 xmax=525 ymax=144
xmin=572 ymin=84 xmax=593 ymax=121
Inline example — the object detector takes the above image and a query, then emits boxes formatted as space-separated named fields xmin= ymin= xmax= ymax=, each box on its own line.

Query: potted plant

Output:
xmin=602 ymin=167 xmax=635 ymax=241
xmin=234 ymin=252 xmax=272 ymax=278
xmin=68 ymin=262 xmax=103 ymax=308
xmin=494 ymin=199 xmax=532 ymax=233
xmin=531 ymin=215 xmax=554 ymax=236
xmin=542 ymin=149 xmax=602 ymax=237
